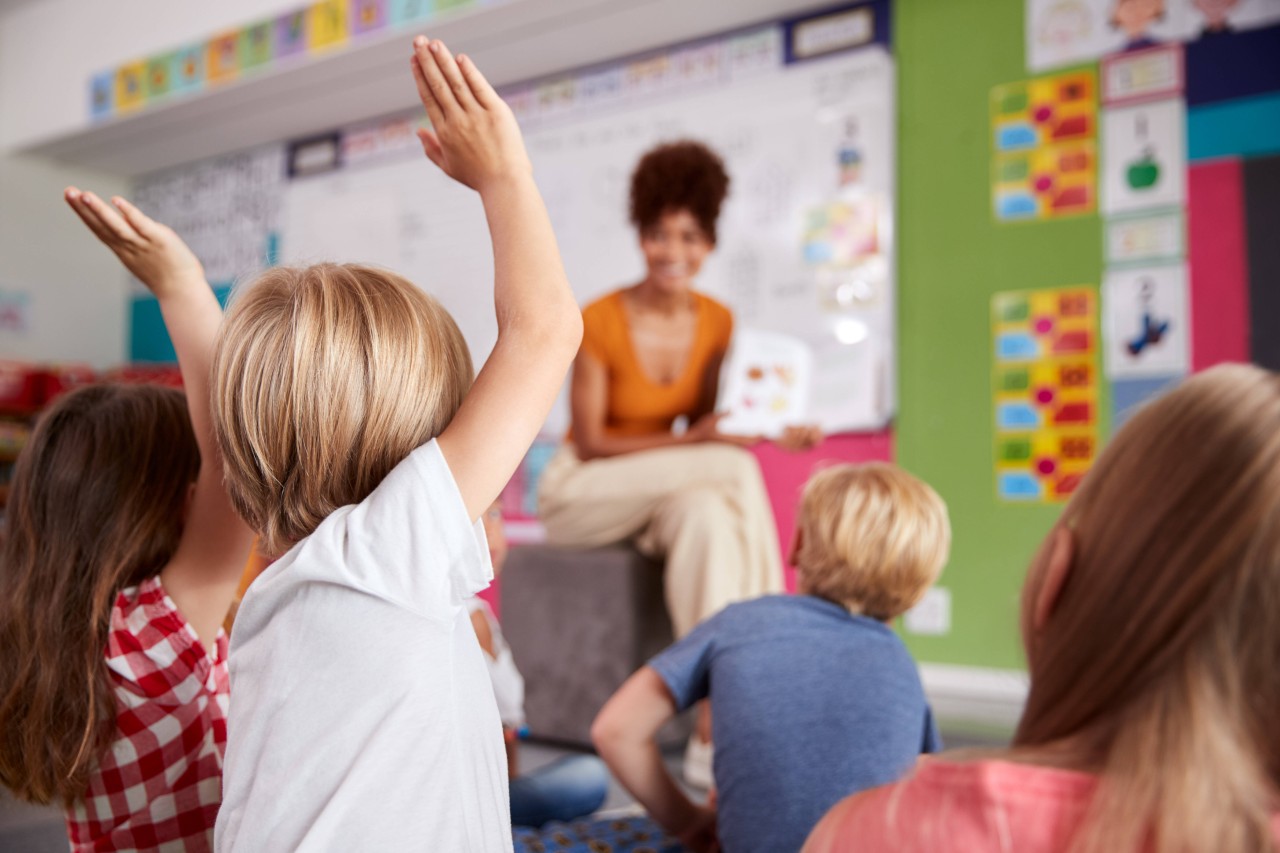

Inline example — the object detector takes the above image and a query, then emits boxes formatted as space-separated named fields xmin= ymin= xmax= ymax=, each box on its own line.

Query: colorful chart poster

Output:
xmin=1103 ymin=264 xmax=1189 ymax=378
xmin=145 ymin=54 xmax=172 ymax=99
xmin=992 ymin=69 xmax=1098 ymax=221
xmin=207 ymin=33 xmax=242 ymax=84
xmin=309 ymin=0 xmax=350 ymax=51
xmin=1101 ymin=97 xmax=1185 ymax=214
xmin=1101 ymin=43 xmax=1182 ymax=105
xmin=89 ymin=72 xmax=114 ymax=120
xmin=171 ymin=45 xmax=205 ymax=93
xmin=803 ymin=199 xmax=881 ymax=266
xmin=1027 ymin=0 xmax=1280 ymax=72
xmin=275 ymin=9 xmax=309 ymax=59
xmin=352 ymin=0 xmax=387 ymax=34
xmin=388 ymin=0 xmax=432 ymax=25
xmin=241 ymin=22 xmax=274 ymax=69
xmin=115 ymin=62 xmax=146 ymax=113
xmin=992 ymin=287 xmax=1099 ymax=502
xmin=1104 ymin=208 xmax=1183 ymax=266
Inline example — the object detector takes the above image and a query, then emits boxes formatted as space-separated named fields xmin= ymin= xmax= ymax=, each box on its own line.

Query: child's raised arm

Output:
xmin=64 ymin=189 xmax=254 ymax=648
xmin=410 ymin=37 xmax=583 ymax=521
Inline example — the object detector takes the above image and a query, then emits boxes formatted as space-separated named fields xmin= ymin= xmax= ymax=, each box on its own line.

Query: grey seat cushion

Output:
xmin=502 ymin=544 xmax=692 ymax=748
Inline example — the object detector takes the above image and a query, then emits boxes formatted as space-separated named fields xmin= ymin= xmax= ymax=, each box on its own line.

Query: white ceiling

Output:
xmin=18 ymin=0 xmax=831 ymax=177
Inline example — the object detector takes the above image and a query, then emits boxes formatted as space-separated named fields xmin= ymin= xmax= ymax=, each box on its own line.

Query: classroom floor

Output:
xmin=0 ymin=741 xmax=682 ymax=852
xmin=0 ymin=731 xmax=1004 ymax=850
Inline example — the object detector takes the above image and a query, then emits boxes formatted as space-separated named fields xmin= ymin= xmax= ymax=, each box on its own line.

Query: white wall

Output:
xmin=0 ymin=151 xmax=127 ymax=368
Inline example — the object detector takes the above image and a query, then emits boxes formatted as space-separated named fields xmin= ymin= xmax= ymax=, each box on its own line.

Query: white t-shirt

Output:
xmin=466 ymin=598 xmax=525 ymax=730
xmin=215 ymin=440 xmax=511 ymax=852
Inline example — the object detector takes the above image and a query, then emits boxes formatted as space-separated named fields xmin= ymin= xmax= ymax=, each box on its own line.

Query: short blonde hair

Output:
xmin=794 ymin=463 xmax=950 ymax=619
xmin=212 ymin=263 xmax=473 ymax=555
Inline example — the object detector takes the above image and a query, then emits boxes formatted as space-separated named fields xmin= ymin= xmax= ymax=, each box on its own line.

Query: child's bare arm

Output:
xmin=409 ymin=37 xmax=583 ymax=521
xmin=592 ymin=667 xmax=717 ymax=850
xmin=64 ymin=189 xmax=254 ymax=648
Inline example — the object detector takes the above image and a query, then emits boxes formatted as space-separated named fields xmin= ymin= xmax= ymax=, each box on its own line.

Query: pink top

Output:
xmin=803 ymin=757 xmax=1280 ymax=853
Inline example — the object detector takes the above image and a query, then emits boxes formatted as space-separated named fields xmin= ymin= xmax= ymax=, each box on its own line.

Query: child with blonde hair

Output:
xmin=211 ymin=38 xmax=581 ymax=852
xmin=805 ymin=364 xmax=1280 ymax=853
xmin=0 ymin=191 xmax=254 ymax=850
xmin=592 ymin=462 xmax=950 ymax=853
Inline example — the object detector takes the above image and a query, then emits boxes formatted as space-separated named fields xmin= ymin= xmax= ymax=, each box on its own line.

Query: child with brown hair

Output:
xmin=804 ymin=364 xmax=1280 ymax=853
xmin=211 ymin=38 xmax=581 ymax=852
xmin=591 ymin=462 xmax=950 ymax=853
xmin=0 ymin=191 xmax=255 ymax=850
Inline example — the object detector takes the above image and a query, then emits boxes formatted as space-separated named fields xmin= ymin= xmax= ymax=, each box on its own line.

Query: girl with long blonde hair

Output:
xmin=805 ymin=363 xmax=1280 ymax=853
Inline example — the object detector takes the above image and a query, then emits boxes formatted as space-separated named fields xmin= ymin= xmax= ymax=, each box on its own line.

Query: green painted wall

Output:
xmin=893 ymin=0 xmax=1108 ymax=671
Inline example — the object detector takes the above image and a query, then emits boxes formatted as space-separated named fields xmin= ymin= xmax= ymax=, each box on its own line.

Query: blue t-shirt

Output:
xmin=649 ymin=594 xmax=941 ymax=853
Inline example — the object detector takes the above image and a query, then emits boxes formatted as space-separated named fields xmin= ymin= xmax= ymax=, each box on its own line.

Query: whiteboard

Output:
xmin=282 ymin=29 xmax=896 ymax=435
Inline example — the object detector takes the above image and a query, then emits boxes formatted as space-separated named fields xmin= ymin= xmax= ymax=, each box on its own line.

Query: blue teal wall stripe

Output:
xmin=129 ymin=283 xmax=232 ymax=363
xmin=1188 ymin=92 xmax=1280 ymax=161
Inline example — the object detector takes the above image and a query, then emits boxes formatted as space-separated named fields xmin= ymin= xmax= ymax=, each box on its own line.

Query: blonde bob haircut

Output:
xmin=212 ymin=263 xmax=473 ymax=556
xmin=794 ymin=462 xmax=950 ymax=620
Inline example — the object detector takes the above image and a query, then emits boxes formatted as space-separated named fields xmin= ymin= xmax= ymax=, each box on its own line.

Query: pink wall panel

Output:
xmin=1187 ymin=160 xmax=1251 ymax=370
xmin=752 ymin=430 xmax=896 ymax=592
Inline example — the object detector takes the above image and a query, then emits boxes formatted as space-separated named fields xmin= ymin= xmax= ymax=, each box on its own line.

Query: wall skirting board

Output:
xmin=920 ymin=663 xmax=1028 ymax=734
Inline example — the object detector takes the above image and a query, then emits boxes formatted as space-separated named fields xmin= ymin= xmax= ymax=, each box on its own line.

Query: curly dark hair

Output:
xmin=629 ymin=140 xmax=730 ymax=244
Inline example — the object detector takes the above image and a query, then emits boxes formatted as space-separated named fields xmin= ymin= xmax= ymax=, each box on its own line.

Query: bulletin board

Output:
xmin=894 ymin=0 xmax=1280 ymax=685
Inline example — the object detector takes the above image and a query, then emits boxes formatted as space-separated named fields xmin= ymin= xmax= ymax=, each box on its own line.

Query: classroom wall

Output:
xmin=0 ymin=0 xmax=302 ymax=149
xmin=0 ymin=151 xmax=127 ymax=368
xmin=893 ymin=0 xmax=1106 ymax=672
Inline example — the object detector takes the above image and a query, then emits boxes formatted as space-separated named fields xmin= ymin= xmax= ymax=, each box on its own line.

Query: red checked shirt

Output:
xmin=66 ymin=575 xmax=229 ymax=852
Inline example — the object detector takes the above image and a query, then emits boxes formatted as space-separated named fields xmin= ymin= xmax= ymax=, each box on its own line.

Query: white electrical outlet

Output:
xmin=905 ymin=587 xmax=951 ymax=636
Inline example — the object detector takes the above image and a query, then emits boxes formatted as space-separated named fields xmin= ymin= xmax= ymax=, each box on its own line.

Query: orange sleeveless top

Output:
xmin=577 ymin=290 xmax=733 ymax=438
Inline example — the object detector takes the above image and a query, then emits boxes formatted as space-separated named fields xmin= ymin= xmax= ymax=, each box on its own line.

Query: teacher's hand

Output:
xmin=775 ymin=424 xmax=824 ymax=452
xmin=689 ymin=412 xmax=762 ymax=448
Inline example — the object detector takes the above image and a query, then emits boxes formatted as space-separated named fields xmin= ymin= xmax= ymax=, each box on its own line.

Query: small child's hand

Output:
xmin=409 ymin=37 xmax=532 ymax=193
xmin=65 ymin=188 xmax=205 ymax=299
xmin=677 ymin=805 xmax=719 ymax=853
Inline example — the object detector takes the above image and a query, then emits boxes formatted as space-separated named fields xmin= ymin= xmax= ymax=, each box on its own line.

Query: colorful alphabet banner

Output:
xmin=992 ymin=286 xmax=1100 ymax=503
xmin=991 ymin=69 xmax=1098 ymax=221
xmin=88 ymin=0 xmax=499 ymax=121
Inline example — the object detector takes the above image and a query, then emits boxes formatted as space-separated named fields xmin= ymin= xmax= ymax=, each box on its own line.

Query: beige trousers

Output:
xmin=537 ymin=442 xmax=784 ymax=637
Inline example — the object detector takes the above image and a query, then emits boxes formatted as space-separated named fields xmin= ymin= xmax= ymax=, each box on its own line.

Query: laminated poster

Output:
xmin=207 ymin=33 xmax=242 ymax=84
xmin=1104 ymin=208 xmax=1184 ymax=266
xmin=1102 ymin=264 xmax=1189 ymax=379
xmin=1027 ymin=0 xmax=1280 ymax=73
xmin=1101 ymin=97 xmax=1186 ymax=215
xmin=308 ymin=0 xmax=351 ymax=51
xmin=992 ymin=287 xmax=1099 ymax=503
xmin=991 ymin=69 xmax=1098 ymax=221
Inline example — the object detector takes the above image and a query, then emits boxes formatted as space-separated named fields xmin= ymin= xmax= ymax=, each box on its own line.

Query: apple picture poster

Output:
xmin=1101 ymin=97 xmax=1186 ymax=215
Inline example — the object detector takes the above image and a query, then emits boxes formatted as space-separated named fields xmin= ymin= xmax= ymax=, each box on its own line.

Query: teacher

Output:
xmin=538 ymin=140 xmax=816 ymax=640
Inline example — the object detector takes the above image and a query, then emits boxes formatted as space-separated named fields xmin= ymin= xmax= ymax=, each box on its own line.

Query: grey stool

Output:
xmin=501 ymin=544 xmax=692 ymax=748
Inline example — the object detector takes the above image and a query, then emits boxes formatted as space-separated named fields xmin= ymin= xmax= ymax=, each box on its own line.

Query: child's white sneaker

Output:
xmin=682 ymin=736 xmax=714 ymax=790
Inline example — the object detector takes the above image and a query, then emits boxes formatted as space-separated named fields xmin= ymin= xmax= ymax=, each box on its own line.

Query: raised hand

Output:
xmin=64 ymin=188 xmax=205 ymax=298
xmin=409 ymin=37 xmax=531 ymax=193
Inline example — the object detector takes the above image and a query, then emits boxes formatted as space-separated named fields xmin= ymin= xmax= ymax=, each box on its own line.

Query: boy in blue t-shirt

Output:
xmin=592 ymin=463 xmax=951 ymax=853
